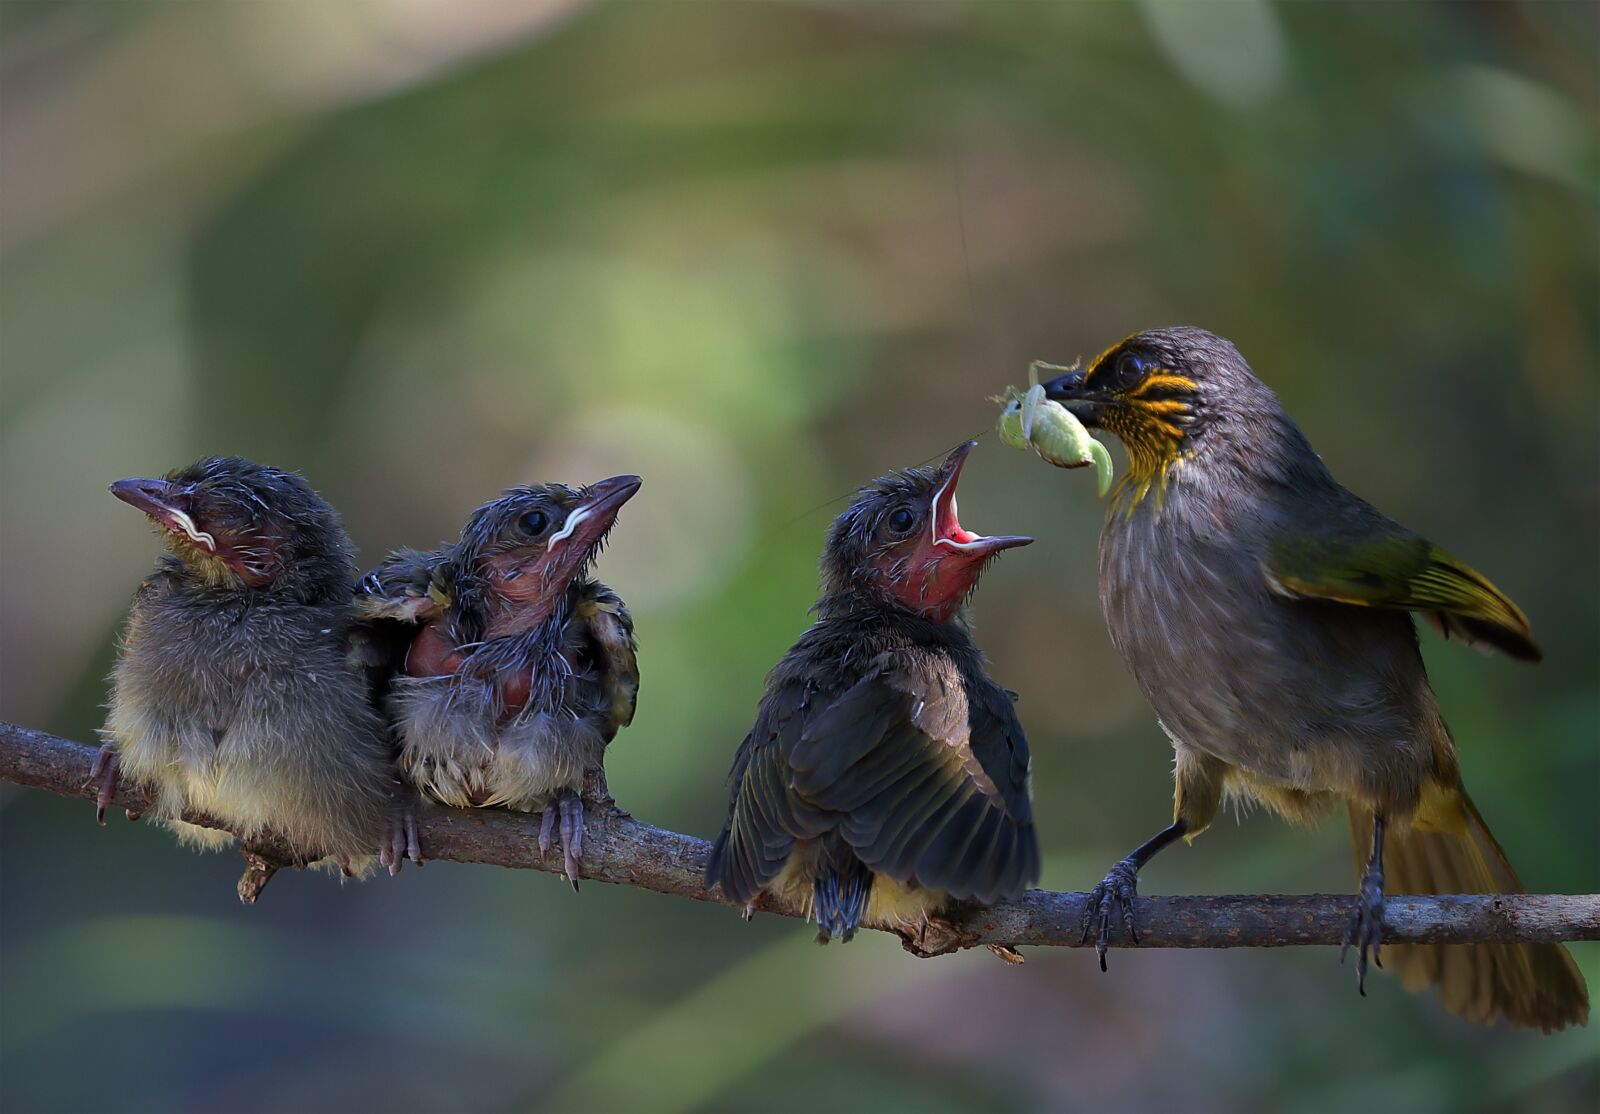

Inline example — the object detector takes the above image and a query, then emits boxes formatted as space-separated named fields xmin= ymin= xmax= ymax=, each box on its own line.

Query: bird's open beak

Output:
xmin=109 ymin=477 xmax=216 ymax=551
xmin=546 ymin=474 xmax=643 ymax=556
xmin=930 ymin=442 xmax=1032 ymax=558
xmin=1039 ymin=368 xmax=1105 ymax=426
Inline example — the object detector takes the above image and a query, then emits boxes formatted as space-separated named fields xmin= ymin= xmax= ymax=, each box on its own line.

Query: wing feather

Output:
xmin=1265 ymin=513 xmax=1539 ymax=661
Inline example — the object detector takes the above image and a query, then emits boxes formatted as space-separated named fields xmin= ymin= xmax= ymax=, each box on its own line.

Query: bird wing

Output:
xmin=354 ymin=547 xmax=450 ymax=624
xmin=1264 ymin=511 xmax=1540 ymax=662
xmin=348 ymin=547 xmax=452 ymax=691
xmin=786 ymin=656 xmax=1038 ymax=905
xmin=706 ymin=675 xmax=835 ymax=905
xmin=576 ymin=580 xmax=639 ymax=741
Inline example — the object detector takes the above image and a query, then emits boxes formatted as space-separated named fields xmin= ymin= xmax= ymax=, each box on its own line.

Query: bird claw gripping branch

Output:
xmin=87 ymin=744 xmax=119 ymax=826
xmin=995 ymin=360 xmax=1114 ymax=496
xmin=1080 ymin=858 xmax=1141 ymax=972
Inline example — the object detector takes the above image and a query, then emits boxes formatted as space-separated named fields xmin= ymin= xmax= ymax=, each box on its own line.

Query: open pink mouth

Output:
xmin=929 ymin=442 xmax=1031 ymax=557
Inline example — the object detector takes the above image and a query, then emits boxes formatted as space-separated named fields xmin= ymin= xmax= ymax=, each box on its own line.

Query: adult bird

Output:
xmin=1041 ymin=327 xmax=1587 ymax=1031
xmin=98 ymin=456 xmax=407 ymax=884
xmin=707 ymin=442 xmax=1040 ymax=954
xmin=353 ymin=475 xmax=641 ymax=887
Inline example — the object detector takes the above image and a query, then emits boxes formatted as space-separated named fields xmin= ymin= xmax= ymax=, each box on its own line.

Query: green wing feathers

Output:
xmin=1266 ymin=529 xmax=1540 ymax=662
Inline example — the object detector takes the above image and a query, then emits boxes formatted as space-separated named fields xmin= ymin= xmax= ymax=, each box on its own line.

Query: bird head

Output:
xmin=111 ymin=456 xmax=355 ymax=599
xmin=1039 ymin=327 xmax=1265 ymax=482
xmin=822 ymin=441 xmax=1031 ymax=622
xmin=456 ymin=474 xmax=641 ymax=627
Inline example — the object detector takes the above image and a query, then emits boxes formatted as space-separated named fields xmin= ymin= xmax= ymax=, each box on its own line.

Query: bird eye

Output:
xmin=887 ymin=507 xmax=917 ymax=535
xmin=1116 ymin=350 xmax=1149 ymax=382
xmin=520 ymin=510 xmax=550 ymax=535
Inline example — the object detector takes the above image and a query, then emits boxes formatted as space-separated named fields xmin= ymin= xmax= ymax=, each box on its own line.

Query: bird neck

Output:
xmin=159 ymin=553 xmax=313 ymax=605
xmin=1109 ymin=436 xmax=1186 ymax=514
xmin=1110 ymin=402 xmax=1330 ymax=519
xmin=813 ymin=585 xmax=974 ymax=635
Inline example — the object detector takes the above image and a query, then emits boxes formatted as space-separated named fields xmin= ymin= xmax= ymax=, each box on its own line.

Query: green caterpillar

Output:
xmin=995 ymin=361 xmax=1114 ymax=497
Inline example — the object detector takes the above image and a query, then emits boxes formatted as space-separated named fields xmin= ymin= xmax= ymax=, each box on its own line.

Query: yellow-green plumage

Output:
xmin=1266 ymin=525 xmax=1539 ymax=661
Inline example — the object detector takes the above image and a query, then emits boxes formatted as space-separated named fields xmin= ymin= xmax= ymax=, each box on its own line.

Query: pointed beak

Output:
xmin=546 ymin=474 xmax=642 ymax=555
xmin=1039 ymin=367 xmax=1104 ymax=425
xmin=929 ymin=442 xmax=1032 ymax=557
xmin=110 ymin=477 xmax=216 ymax=551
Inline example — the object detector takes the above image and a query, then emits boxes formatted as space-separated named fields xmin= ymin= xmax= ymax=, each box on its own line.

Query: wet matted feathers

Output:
xmin=707 ymin=444 xmax=1039 ymax=946
xmin=354 ymin=476 xmax=642 ymax=888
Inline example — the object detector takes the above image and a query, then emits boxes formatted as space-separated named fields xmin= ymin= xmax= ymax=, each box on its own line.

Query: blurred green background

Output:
xmin=2 ymin=2 xmax=1596 ymax=1111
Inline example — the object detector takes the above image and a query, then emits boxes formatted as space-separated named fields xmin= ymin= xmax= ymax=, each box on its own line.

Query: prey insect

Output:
xmin=995 ymin=360 xmax=1114 ymax=496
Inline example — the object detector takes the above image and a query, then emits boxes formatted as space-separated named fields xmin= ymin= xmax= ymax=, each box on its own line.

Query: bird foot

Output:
xmin=86 ymin=746 xmax=119 ymax=826
xmin=987 ymin=944 xmax=1026 ymax=965
xmin=538 ymin=793 xmax=585 ymax=891
xmin=1341 ymin=864 xmax=1385 ymax=995
xmin=380 ymin=809 xmax=425 ymax=876
xmin=1081 ymin=858 xmax=1142 ymax=971
xmin=898 ymin=914 xmax=977 ymax=958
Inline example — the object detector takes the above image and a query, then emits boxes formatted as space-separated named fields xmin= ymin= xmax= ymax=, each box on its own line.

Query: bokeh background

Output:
xmin=2 ymin=2 xmax=1596 ymax=1111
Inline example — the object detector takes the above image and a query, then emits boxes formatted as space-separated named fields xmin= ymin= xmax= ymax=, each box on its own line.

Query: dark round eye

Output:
xmin=887 ymin=507 xmax=917 ymax=535
xmin=1116 ymin=350 xmax=1149 ymax=382
xmin=519 ymin=510 xmax=550 ymax=536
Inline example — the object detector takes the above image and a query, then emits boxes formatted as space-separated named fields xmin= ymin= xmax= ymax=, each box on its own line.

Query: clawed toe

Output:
xmin=87 ymin=746 xmax=119 ymax=826
xmin=558 ymin=794 xmax=585 ymax=892
xmin=383 ymin=810 xmax=425 ymax=876
xmin=1080 ymin=859 xmax=1141 ymax=972
xmin=405 ymin=810 xmax=423 ymax=866
xmin=538 ymin=806 xmax=557 ymax=860
xmin=1341 ymin=867 xmax=1386 ymax=996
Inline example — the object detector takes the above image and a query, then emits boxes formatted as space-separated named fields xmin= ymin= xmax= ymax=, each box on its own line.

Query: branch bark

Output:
xmin=3 ymin=720 xmax=1597 ymax=953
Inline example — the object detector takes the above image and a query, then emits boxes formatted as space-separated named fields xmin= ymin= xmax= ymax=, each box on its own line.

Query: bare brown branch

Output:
xmin=3 ymin=720 xmax=1596 ymax=953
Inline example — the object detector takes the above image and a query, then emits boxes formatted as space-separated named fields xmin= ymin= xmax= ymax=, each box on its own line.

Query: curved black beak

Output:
xmin=1038 ymin=368 xmax=1104 ymax=427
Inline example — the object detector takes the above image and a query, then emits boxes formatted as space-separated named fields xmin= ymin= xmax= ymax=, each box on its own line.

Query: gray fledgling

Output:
xmin=1042 ymin=327 xmax=1587 ymax=1032
xmin=353 ymin=475 xmax=642 ymax=888
xmin=706 ymin=442 xmax=1040 ymax=954
xmin=98 ymin=456 xmax=405 ymax=881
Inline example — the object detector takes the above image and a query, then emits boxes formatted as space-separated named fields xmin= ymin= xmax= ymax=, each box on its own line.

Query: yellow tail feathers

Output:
xmin=1349 ymin=794 xmax=1589 ymax=1033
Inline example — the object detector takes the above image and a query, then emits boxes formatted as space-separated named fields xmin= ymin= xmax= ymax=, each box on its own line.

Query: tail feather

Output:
xmin=1349 ymin=795 xmax=1589 ymax=1033
xmin=813 ymin=843 xmax=874 ymax=944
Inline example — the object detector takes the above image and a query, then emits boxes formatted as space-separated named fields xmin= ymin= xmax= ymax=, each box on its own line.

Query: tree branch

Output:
xmin=3 ymin=720 xmax=1596 ymax=954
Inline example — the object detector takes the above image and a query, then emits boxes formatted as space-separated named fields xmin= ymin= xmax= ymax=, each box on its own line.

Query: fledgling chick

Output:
xmin=98 ymin=456 xmax=404 ymax=880
xmin=706 ymin=442 xmax=1040 ymax=952
xmin=354 ymin=475 xmax=642 ymax=888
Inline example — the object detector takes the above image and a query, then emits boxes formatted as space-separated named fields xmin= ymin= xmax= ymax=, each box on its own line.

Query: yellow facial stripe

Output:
xmin=1084 ymin=332 xmax=1143 ymax=382
xmin=1128 ymin=373 xmax=1197 ymax=398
